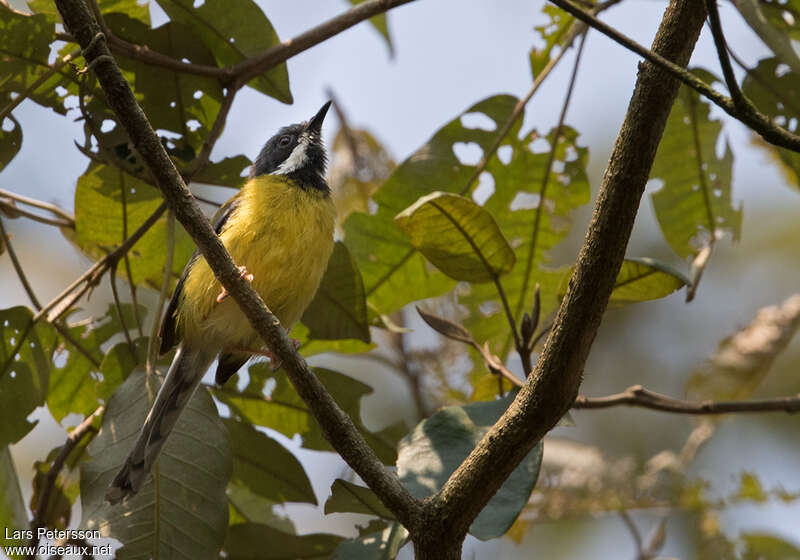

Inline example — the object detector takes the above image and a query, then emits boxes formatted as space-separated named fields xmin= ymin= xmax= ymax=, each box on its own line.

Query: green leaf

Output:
xmin=397 ymin=394 xmax=543 ymax=540
xmin=559 ymin=257 xmax=688 ymax=303
xmin=0 ymin=6 xmax=77 ymax=115
xmin=224 ymin=418 xmax=316 ymax=505
xmin=736 ymin=472 xmax=768 ymax=503
xmin=530 ymin=5 xmax=574 ymax=78
xmin=80 ymin=369 xmax=232 ymax=560
xmin=347 ymin=0 xmax=394 ymax=55
xmin=0 ymin=307 xmax=56 ymax=447
xmin=0 ymin=106 xmax=21 ymax=172
xmin=461 ymin=123 xmax=590 ymax=356
xmin=155 ymin=0 xmax=292 ymax=103
xmin=742 ymin=533 xmax=800 ymax=559
xmin=651 ymin=74 xmax=742 ymax=258
xmin=324 ymin=479 xmax=394 ymax=519
xmin=192 ymin=155 xmax=251 ymax=187
xmin=224 ymin=524 xmax=342 ymax=560
xmin=227 ymin=483 xmax=296 ymax=533
xmin=47 ymin=304 xmax=146 ymax=423
xmin=73 ymin=162 xmax=194 ymax=288
xmin=0 ymin=447 xmax=28 ymax=557
xmin=27 ymin=0 xmax=150 ymax=25
xmin=742 ymin=57 xmax=800 ymax=192
xmin=395 ymin=192 xmax=515 ymax=282
xmin=103 ymin=14 xmax=225 ymax=161
xmin=343 ymin=95 xmax=521 ymax=315
xmin=293 ymin=322 xmax=375 ymax=357
xmin=302 ymin=241 xmax=371 ymax=343
xmin=216 ymin=365 xmax=403 ymax=464
xmin=734 ymin=0 xmax=800 ymax=75
xmin=332 ymin=523 xmax=408 ymax=560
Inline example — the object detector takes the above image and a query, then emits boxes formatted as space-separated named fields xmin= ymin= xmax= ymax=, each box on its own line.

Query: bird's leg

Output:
xmin=234 ymin=335 xmax=301 ymax=371
xmin=216 ymin=265 xmax=254 ymax=303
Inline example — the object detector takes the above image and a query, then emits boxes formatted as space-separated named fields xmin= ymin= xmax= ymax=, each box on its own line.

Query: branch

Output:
xmin=548 ymin=0 xmax=800 ymax=152
xmin=230 ymin=0 xmax=417 ymax=86
xmin=72 ymin=0 xmax=417 ymax=88
xmin=574 ymin=385 xmax=800 ymax=414
xmin=414 ymin=0 xmax=709 ymax=554
xmin=54 ymin=1 xmax=423 ymax=531
xmin=28 ymin=407 xmax=103 ymax=557
xmin=0 ymin=189 xmax=75 ymax=229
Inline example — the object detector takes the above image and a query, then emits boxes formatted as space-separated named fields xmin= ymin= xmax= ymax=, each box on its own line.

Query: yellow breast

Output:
xmin=177 ymin=175 xmax=336 ymax=349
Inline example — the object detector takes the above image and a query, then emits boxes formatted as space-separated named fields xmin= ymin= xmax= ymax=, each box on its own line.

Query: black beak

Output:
xmin=306 ymin=101 xmax=332 ymax=134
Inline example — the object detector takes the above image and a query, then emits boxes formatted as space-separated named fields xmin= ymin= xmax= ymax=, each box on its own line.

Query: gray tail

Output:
xmin=106 ymin=344 xmax=214 ymax=504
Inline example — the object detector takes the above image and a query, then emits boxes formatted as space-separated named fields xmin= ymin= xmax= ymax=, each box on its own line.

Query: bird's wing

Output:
xmin=158 ymin=195 xmax=240 ymax=354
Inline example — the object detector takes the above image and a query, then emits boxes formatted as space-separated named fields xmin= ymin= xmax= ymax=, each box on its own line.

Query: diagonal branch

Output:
xmin=54 ymin=0 xmax=423 ymax=531
xmin=412 ymin=1 xmax=709 ymax=555
xmin=548 ymin=0 xmax=800 ymax=152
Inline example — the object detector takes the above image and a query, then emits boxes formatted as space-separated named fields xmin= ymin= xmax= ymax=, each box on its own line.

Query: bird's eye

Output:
xmin=278 ymin=135 xmax=292 ymax=147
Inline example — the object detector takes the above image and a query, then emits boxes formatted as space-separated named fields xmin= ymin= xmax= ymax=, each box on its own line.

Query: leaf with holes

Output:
xmin=0 ymin=100 xmax=21 ymax=172
xmin=224 ymin=418 xmax=316 ymax=505
xmin=460 ymin=123 xmax=590 ymax=356
xmin=0 ymin=307 xmax=56 ymax=448
xmin=155 ymin=0 xmax=291 ymax=103
xmin=343 ymin=95 xmax=520 ymax=316
xmin=0 ymin=6 xmax=78 ymax=115
xmin=742 ymin=57 xmax=800 ymax=192
xmin=530 ymin=5 xmax=575 ymax=78
xmin=651 ymin=71 xmax=742 ymax=258
xmin=397 ymin=394 xmax=543 ymax=540
xmin=395 ymin=192 xmax=515 ymax=282
xmin=302 ymin=241 xmax=370 ymax=343
xmin=80 ymin=369 xmax=232 ymax=560
xmin=103 ymin=13 xmax=224 ymax=161
xmin=324 ymin=479 xmax=394 ymax=519
xmin=47 ymin=304 xmax=146 ymax=423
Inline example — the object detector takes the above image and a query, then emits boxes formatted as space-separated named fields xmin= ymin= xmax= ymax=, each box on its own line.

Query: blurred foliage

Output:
xmin=0 ymin=0 xmax=799 ymax=558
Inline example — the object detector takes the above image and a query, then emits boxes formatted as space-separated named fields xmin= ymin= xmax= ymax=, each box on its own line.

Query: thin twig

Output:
xmin=0 ymin=200 xmax=73 ymax=228
xmin=119 ymin=169 xmax=143 ymax=337
xmin=573 ymin=385 xmax=800 ymax=414
xmin=704 ymin=0 xmax=748 ymax=111
xmin=0 ymin=217 xmax=42 ymax=309
xmin=0 ymin=189 xmax=75 ymax=225
xmin=184 ymin=87 xmax=237 ymax=179
xmin=28 ymin=407 xmax=103 ymax=557
xmin=147 ymin=211 xmax=175 ymax=376
xmin=108 ymin=262 xmax=135 ymax=355
xmin=1 ymin=217 xmax=101 ymax=369
xmin=32 ymin=203 xmax=167 ymax=327
xmin=513 ymin=30 xmax=588 ymax=371
xmin=619 ymin=510 xmax=645 ymax=558
xmin=548 ymin=0 xmax=800 ymax=152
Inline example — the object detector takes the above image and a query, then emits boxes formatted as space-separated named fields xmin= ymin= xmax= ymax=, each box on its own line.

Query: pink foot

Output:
xmin=216 ymin=265 xmax=254 ymax=303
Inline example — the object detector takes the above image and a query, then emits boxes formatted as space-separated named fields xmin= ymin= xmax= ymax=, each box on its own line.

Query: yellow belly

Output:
xmin=177 ymin=175 xmax=336 ymax=350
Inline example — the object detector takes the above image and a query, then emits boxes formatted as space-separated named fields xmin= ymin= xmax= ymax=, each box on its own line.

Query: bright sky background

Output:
xmin=3 ymin=1 xmax=800 ymax=558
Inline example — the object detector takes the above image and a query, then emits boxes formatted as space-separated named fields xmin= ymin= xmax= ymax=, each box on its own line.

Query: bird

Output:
xmin=106 ymin=101 xmax=337 ymax=503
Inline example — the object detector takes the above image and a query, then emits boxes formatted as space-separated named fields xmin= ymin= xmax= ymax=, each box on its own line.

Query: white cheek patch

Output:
xmin=272 ymin=135 xmax=309 ymax=175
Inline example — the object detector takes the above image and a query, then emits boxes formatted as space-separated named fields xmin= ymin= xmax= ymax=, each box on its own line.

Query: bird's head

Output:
xmin=251 ymin=101 xmax=332 ymax=191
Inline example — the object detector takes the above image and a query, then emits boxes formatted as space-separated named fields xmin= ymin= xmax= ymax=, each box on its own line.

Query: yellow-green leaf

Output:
xmin=395 ymin=192 xmax=515 ymax=282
